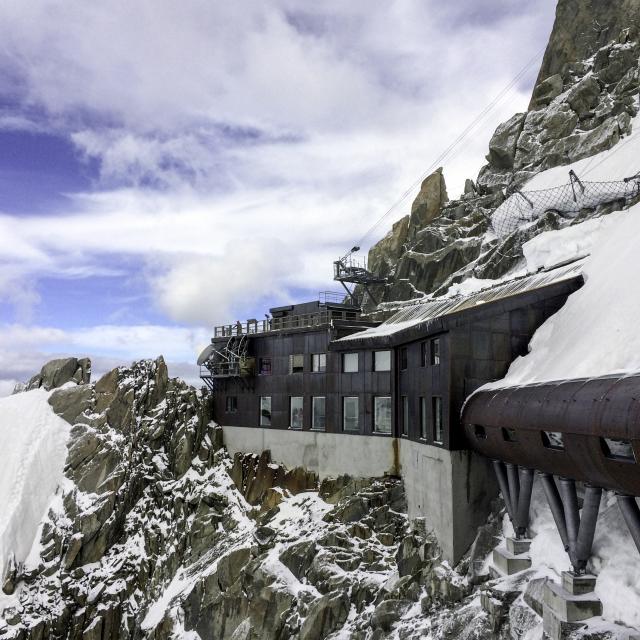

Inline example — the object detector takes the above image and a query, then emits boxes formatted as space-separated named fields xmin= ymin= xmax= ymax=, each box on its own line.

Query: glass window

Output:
xmin=225 ymin=396 xmax=237 ymax=413
xmin=289 ymin=354 xmax=304 ymax=374
xmin=502 ymin=427 xmax=518 ymax=442
xmin=421 ymin=342 xmax=428 ymax=367
xmin=290 ymin=396 xmax=303 ymax=429
xmin=401 ymin=396 xmax=409 ymax=436
xmin=260 ymin=397 xmax=271 ymax=427
xmin=374 ymin=397 xmax=392 ymax=434
xmin=601 ymin=438 xmax=636 ymax=461
xmin=343 ymin=396 xmax=359 ymax=431
xmin=259 ymin=357 xmax=272 ymax=375
xmin=474 ymin=425 xmax=487 ymax=440
xmin=312 ymin=397 xmax=326 ymax=430
xmin=542 ymin=431 xmax=564 ymax=450
xmin=400 ymin=347 xmax=408 ymax=370
xmin=431 ymin=338 xmax=441 ymax=365
xmin=342 ymin=353 xmax=359 ymax=373
xmin=433 ymin=396 xmax=443 ymax=443
xmin=420 ymin=397 xmax=428 ymax=439
xmin=374 ymin=350 xmax=391 ymax=372
xmin=312 ymin=353 xmax=327 ymax=373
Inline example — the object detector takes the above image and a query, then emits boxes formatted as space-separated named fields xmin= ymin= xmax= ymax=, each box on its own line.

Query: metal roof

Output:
xmin=335 ymin=260 xmax=585 ymax=345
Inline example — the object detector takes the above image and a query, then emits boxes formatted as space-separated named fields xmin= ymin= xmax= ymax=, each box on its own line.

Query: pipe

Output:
xmin=617 ymin=494 xmax=640 ymax=555
xmin=558 ymin=477 xmax=580 ymax=559
xmin=493 ymin=460 xmax=515 ymax=523
xmin=515 ymin=468 xmax=535 ymax=538
xmin=506 ymin=463 xmax=520 ymax=519
xmin=539 ymin=473 xmax=569 ymax=550
xmin=574 ymin=485 xmax=602 ymax=573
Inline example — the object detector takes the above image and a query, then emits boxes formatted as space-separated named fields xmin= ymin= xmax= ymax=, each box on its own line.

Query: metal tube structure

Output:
xmin=515 ymin=468 xmax=535 ymax=538
xmin=539 ymin=473 xmax=569 ymax=550
xmin=506 ymin=463 xmax=520 ymax=519
xmin=574 ymin=485 xmax=602 ymax=573
xmin=617 ymin=494 xmax=640 ymax=555
xmin=493 ymin=460 xmax=515 ymax=523
xmin=558 ymin=477 xmax=580 ymax=558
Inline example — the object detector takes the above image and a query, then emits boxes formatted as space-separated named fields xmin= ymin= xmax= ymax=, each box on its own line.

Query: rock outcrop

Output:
xmin=24 ymin=357 xmax=91 ymax=392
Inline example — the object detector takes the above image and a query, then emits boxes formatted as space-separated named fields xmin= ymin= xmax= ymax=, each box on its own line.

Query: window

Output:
xmin=374 ymin=397 xmax=392 ymax=434
xmin=225 ymin=396 xmax=237 ymax=413
xmin=421 ymin=342 xmax=428 ymax=367
xmin=259 ymin=357 xmax=272 ymax=375
xmin=374 ymin=350 xmax=391 ymax=372
xmin=400 ymin=348 xmax=408 ymax=370
xmin=502 ymin=427 xmax=518 ymax=443
xmin=289 ymin=354 xmax=304 ymax=374
xmin=432 ymin=396 xmax=443 ymax=443
xmin=260 ymin=397 xmax=271 ymax=426
xmin=290 ymin=396 xmax=303 ymax=429
xmin=342 ymin=353 xmax=359 ymax=373
xmin=343 ymin=396 xmax=359 ymax=431
xmin=430 ymin=338 xmax=441 ymax=365
xmin=420 ymin=397 xmax=428 ymax=439
xmin=312 ymin=353 xmax=327 ymax=373
xmin=601 ymin=438 xmax=636 ymax=462
xmin=401 ymin=396 xmax=409 ymax=436
xmin=542 ymin=431 xmax=564 ymax=450
xmin=312 ymin=397 xmax=326 ymax=431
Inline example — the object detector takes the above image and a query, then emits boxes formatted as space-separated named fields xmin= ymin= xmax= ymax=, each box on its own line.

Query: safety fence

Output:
xmin=490 ymin=171 xmax=640 ymax=237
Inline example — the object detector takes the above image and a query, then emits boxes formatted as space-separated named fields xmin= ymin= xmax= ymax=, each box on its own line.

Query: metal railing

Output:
xmin=319 ymin=290 xmax=348 ymax=305
xmin=213 ymin=309 xmax=361 ymax=338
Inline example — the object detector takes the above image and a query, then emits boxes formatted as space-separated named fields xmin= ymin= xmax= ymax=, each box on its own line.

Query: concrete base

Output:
xmin=492 ymin=544 xmax=532 ymax=576
xmin=561 ymin=572 xmax=597 ymax=596
xmin=542 ymin=578 xmax=602 ymax=640
xmin=506 ymin=537 xmax=531 ymax=555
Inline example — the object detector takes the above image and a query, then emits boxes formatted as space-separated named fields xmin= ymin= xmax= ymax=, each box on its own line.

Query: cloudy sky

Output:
xmin=0 ymin=0 xmax=557 ymax=393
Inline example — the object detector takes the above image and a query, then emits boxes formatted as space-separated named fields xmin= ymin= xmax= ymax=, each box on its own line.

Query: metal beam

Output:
xmin=493 ymin=460 xmax=516 ymax=524
xmin=506 ymin=463 xmax=520 ymax=520
xmin=515 ymin=468 xmax=534 ymax=538
xmin=539 ymin=473 xmax=569 ymax=551
xmin=574 ymin=485 xmax=602 ymax=573
xmin=558 ymin=477 xmax=580 ymax=561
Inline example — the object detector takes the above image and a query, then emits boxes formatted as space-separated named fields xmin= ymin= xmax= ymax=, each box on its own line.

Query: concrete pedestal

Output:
xmin=542 ymin=574 xmax=602 ymax=640
xmin=491 ymin=538 xmax=532 ymax=576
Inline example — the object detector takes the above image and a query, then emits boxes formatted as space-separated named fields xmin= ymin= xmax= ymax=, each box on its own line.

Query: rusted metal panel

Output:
xmin=462 ymin=374 xmax=640 ymax=495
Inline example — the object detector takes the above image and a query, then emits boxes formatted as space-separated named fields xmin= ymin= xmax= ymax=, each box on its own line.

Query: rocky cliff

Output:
xmin=360 ymin=0 xmax=640 ymax=311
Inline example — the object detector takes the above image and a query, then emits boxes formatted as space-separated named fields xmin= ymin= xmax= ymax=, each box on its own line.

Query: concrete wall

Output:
xmin=398 ymin=439 xmax=498 ymax=564
xmin=221 ymin=426 xmax=398 ymax=480
xmin=221 ymin=426 xmax=498 ymax=565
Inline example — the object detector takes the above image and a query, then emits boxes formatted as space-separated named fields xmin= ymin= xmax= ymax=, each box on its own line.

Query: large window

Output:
xmin=312 ymin=397 xmax=326 ymax=430
xmin=343 ymin=396 xmax=359 ymax=431
xmin=259 ymin=357 xmax=272 ymax=375
xmin=374 ymin=350 xmax=391 ymax=372
xmin=431 ymin=338 xmax=441 ymax=365
xmin=374 ymin=396 xmax=392 ymax=434
xmin=421 ymin=342 xmax=428 ymax=367
xmin=433 ymin=396 xmax=443 ymax=443
xmin=290 ymin=396 xmax=303 ymax=429
xmin=260 ymin=396 xmax=272 ymax=427
xmin=420 ymin=397 xmax=428 ymax=439
xmin=401 ymin=396 xmax=409 ymax=436
xmin=289 ymin=354 xmax=304 ymax=374
xmin=225 ymin=396 xmax=237 ymax=413
xmin=312 ymin=353 xmax=327 ymax=373
xmin=342 ymin=353 xmax=359 ymax=373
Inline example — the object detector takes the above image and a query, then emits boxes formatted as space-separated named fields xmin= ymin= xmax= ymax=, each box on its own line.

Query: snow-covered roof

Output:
xmin=336 ymin=260 xmax=585 ymax=345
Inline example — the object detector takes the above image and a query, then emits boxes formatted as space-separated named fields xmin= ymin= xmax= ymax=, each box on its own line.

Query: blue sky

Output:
xmin=0 ymin=0 xmax=557 ymax=393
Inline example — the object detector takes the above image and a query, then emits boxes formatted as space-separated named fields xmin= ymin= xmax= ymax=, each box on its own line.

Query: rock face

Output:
xmin=357 ymin=16 xmax=640 ymax=311
xmin=24 ymin=357 xmax=91 ymax=392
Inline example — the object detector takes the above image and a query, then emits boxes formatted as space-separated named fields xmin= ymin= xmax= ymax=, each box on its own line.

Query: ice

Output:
xmin=0 ymin=389 xmax=71 ymax=578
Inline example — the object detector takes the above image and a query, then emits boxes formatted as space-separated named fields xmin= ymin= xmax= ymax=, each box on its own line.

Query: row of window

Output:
xmin=256 ymin=338 xmax=441 ymax=377
xmin=473 ymin=425 xmax=637 ymax=463
xmin=232 ymin=394 xmax=444 ymax=441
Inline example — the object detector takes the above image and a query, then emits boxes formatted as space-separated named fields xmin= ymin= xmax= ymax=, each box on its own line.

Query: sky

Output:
xmin=0 ymin=0 xmax=557 ymax=393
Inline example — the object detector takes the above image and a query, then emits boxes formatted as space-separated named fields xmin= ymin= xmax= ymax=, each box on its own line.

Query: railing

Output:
xmin=200 ymin=357 xmax=256 ymax=378
xmin=319 ymin=290 xmax=349 ymax=305
xmin=213 ymin=309 xmax=361 ymax=338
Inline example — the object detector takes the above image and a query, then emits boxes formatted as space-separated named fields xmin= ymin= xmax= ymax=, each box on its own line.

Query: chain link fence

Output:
xmin=490 ymin=172 xmax=640 ymax=237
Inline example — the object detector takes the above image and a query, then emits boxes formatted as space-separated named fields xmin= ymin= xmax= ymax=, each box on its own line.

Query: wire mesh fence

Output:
xmin=490 ymin=172 xmax=640 ymax=237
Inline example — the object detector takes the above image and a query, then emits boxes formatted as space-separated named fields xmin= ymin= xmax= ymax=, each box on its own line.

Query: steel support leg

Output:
xmin=506 ymin=463 xmax=520 ymax=519
xmin=574 ymin=485 xmax=602 ymax=573
xmin=558 ymin=477 xmax=580 ymax=559
xmin=493 ymin=460 xmax=515 ymax=523
xmin=515 ymin=468 xmax=535 ymax=538
xmin=617 ymin=494 xmax=640 ymax=555
xmin=539 ymin=473 xmax=569 ymax=550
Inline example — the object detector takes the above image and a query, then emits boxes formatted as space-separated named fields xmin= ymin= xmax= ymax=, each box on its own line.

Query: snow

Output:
xmin=0 ymin=389 xmax=71 ymax=578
